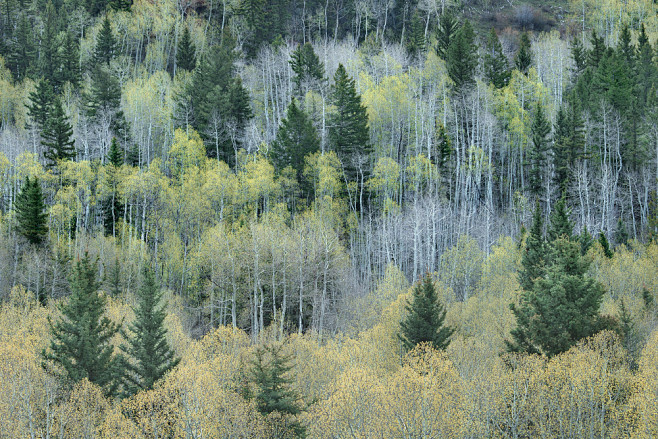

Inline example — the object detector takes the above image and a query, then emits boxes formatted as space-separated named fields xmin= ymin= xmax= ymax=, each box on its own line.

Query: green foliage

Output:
xmin=9 ymin=13 xmax=35 ymax=79
xmin=42 ymin=96 xmax=76 ymax=167
xmin=39 ymin=2 xmax=60 ymax=86
xmin=176 ymin=25 xmax=196 ymax=72
xmin=290 ymin=43 xmax=324 ymax=97
xmin=518 ymin=201 xmax=544 ymax=292
xmin=399 ymin=273 xmax=454 ymax=352
xmin=580 ymin=225 xmax=593 ymax=255
xmin=483 ymin=28 xmax=510 ymax=89
xmin=446 ymin=20 xmax=478 ymax=90
xmin=58 ymin=32 xmax=81 ymax=88
xmin=107 ymin=136 xmax=123 ymax=167
xmin=614 ymin=217 xmax=629 ymax=247
xmin=599 ymin=232 xmax=613 ymax=258
xmin=570 ymin=36 xmax=586 ymax=76
xmin=93 ymin=15 xmax=117 ymax=66
xmin=434 ymin=11 xmax=459 ymax=60
xmin=14 ymin=176 xmax=48 ymax=246
xmin=120 ymin=267 xmax=180 ymax=397
xmin=406 ymin=12 xmax=426 ymax=60
xmin=527 ymin=103 xmax=550 ymax=199
xmin=587 ymin=30 xmax=605 ymax=69
xmin=515 ymin=32 xmax=533 ymax=74
xmin=26 ymin=78 xmax=54 ymax=132
xmin=42 ymin=253 xmax=122 ymax=396
xmin=547 ymin=197 xmax=572 ymax=241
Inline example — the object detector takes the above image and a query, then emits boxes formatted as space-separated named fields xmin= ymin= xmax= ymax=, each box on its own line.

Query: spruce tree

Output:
xmin=515 ymin=32 xmax=533 ymax=74
xmin=102 ymin=138 xmax=124 ymax=236
xmin=26 ymin=78 xmax=54 ymax=133
xmin=483 ymin=27 xmax=510 ymax=89
xmin=290 ymin=42 xmax=324 ymax=97
xmin=547 ymin=197 xmax=572 ymax=241
xmin=271 ymin=99 xmax=320 ymax=186
xmin=42 ymin=96 xmax=76 ymax=167
xmin=119 ymin=268 xmax=179 ymax=397
xmin=58 ymin=32 xmax=81 ymax=88
xmin=176 ymin=25 xmax=196 ymax=72
xmin=14 ymin=177 xmax=48 ymax=246
xmin=446 ymin=20 xmax=478 ymax=90
xmin=88 ymin=65 xmax=121 ymax=117
xmin=580 ymin=225 xmax=593 ymax=255
xmin=93 ymin=16 xmax=117 ymax=66
xmin=570 ymin=36 xmax=587 ymax=76
xmin=39 ymin=2 xmax=60 ymax=86
xmin=42 ymin=253 xmax=122 ymax=396
xmin=528 ymin=103 xmax=550 ymax=199
xmin=587 ymin=30 xmax=605 ymax=69
xmin=518 ymin=201 xmax=544 ymax=292
xmin=328 ymin=64 xmax=371 ymax=185
xmin=405 ymin=12 xmax=426 ymax=60
xmin=399 ymin=273 xmax=454 ymax=352
xmin=614 ymin=217 xmax=629 ymax=247
xmin=10 ymin=13 xmax=36 ymax=80
xmin=250 ymin=342 xmax=306 ymax=438
xmin=434 ymin=11 xmax=459 ymax=60
xmin=109 ymin=0 xmax=131 ymax=11
xmin=599 ymin=232 xmax=613 ymax=258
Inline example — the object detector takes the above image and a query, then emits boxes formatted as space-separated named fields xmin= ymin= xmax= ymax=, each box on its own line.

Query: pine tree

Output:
xmin=102 ymin=138 xmax=124 ymax=236
xmin=42 ymin=253 xmax=122 ymax=396
xmin=528 ymin=103 xmax=550 ymax=199
xmin=571 ymin=35 xmax=587 ymax=76
xmin=9 ymin=13 xmax=36 ymax=80
xmin=26 ymin=78 xmax=54 ymax=133
xmin=614 ymin=217 xmax=629 ymax=247
xmin=515 ymin=32 xmax=533 ymax=74
xmin=93 ymin=16 xmax=117 ymax=66
xmin=58 ymin=32 xmax=81 ymax=88
xmin=434 ymin=11 xmax=459 ymax=60
xmin=518 ymin=201 xmax=544 ymax=292
xmin=483 ymin=27 xmax=510 ymax=89
xmin=289 ymin=42 xmax=324 ymax=97
xmin=107 ymin=136 xmax=123 ymax=166
xmin=399 ymin=273 xmax=454 ymax=352
xmin=109 ymin=0 xmax=131 ymax=11
xmin=328 ymin=64 xmax=370 ymax=186
xmin=580 ymin=225 xmax=593 ymax=255
xmin=249 ymin=342 xmax=306 ymax=438
xmin=42 ymin=96 xmax=76 ymax=167
xmin=271 ymin=99 xmax=320 ymax=185
xmin=446 ymin=20 xmax=478 ymax=90
xmin=599 ymin=232 xmax=613 ymax=258
xmin=14 ymin=176 xmax=48 ymax=246
xmin=547 ymin=197 xmax=572 ymax=241
xmin=405 ymin=12 xmax=426 ymax=60
xmin=39 ymin=2 xmax=61 ymax=86
xmin=119 ymin=268 xmax=179 ymax=397
xmin=587 ymin=30 xmax=605 ymax=69
xmin=176 ymin=25 xmax=196 ymax=72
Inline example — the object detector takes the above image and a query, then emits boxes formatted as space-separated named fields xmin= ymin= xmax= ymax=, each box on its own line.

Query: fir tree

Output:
xmin=271 ymin=98 xmax=320 ymax=186
xmin=93 ymin=15 xmax=117 ymax=66
xmin=102 ymin=138 xmax=124 ymax=236
xmin=483 ymin=28 xmax=510 ymax=89
xmin=446 ymin=20 xmax=478 ymax=90
xmin=107 ymin=136 xmax=123 ymax=166
xmin=434 ymin=11 xmax=459 ymax=60
xmin=405 ymin=12 xmax=426 ymax=60
xmin=614 ymin=217 xmax=629 ymax=247
xmin=249 ymin=342 xmax=306 ymax=438
xmin=42 ymin=96 xmax=76 ymax=166
xmin=42 ymin=253 xmax=122 ymax=396
xmin=515 ymin=32 xmax=533 ymax=74
xmin=580 ymin=225 xmax=593 ymax=255
xmin=528 ymin=103 xmax=550 ymax=199
xmin=39 ymin=2 xmax=61 ymax=86
xmin=58 ymin=32 xmax=81 ymax=88
xmin=176 ymin=25 xmax=196 ymax=72
xmin=289 ymin=42 xmax=324 ymax=97
xmin=10 ymin=13 xmax=36 ymax=80
xmin=547 ymin=197 xmax=572 ymax=241
xmin=599 ymin=232 xmax=613 ymax=258
xmin=518 ymin=201 xmax=544 ymax=292
xmin=88 ymin=65 xmax=121 ymax=116
xmin=119 ymin=268 xmax=180 ymax=397
xmin=399 ymin=273 xmax=454 ymax=352
xmin=109 ymin=0 xmax=131 ymax=11
xmin=587 ymin=30 xmax=605 ymax=69
xmin=328 ymin=64 xmax=371 ymax=186
xmin=26 ymin=78 xmax=54 ymax=133
xmin=14 ymin=177 xmax=48 ymax=246
xmin=571 ymin=35 xmax=587 ymax=76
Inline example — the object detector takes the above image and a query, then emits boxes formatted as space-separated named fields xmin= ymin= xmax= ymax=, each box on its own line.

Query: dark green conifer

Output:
xmin=290 ymin=42 xmax=324 ymax=97
xmin=587 ymin=30 xmax=605 ymax=68
xmin=446 ymin=20 xmax=478 ymax=90
xmin=93 ymin=16 xmax=117 ymax=66
xmin=571 ymin=35 xmax=587 ymax=76
xmin=599 ymin=232 xmax=613 ymax=258
xmin=26 ymin=78 xmax=54 ymax=133
xmin=9 ymin=13 xmax=35 ymax=80
xmin=119 ymin=268 xmax=180 ymax=397
xmin=405 ymin=12 xmax=426 ymax=60
xmin=614 ymin=217 xmax=629 ymax=247
xmin=580 ymin=225 xmax=593 ymax=255
xmin=528 ymin=103 xmax=550 ymax=199
xmin=483 ymin=28 xmax=510 ymax=89
xmin=547 ymin=197 xmax=572 ymax=241
xmin=14 ymin=176 xmax=48 ymax=246
xmin=518 ymin=201 xmax=544 ymax=292
xmin=88 ymin=65 xmax=121 ymax=116
xmin=39 ymin=2 xmax=61 ymax=86
xmin=58 ymin=32 xmax=81 ymax=88
xmin=42 ymin=96 xmax=76 ymax=167
xmin=109 ymin=0 xmax=131 ymax=11
xmin=515 ymin=32 xmax=533 ymax=74
xmin=434 ymin=11 xmax=459 ymax=60
xmin=399 ymin=273 xmax=454 ymax=352
xmin=176 ymin=25 xmax=196 ymax=72
xmin=42 ymin=253 xmax=122 ymax=396
xmin=103 ymin=138 xmax=124 ymax=236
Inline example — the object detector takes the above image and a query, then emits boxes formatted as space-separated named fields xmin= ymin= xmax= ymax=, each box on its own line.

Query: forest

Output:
xmin=1 ymin=0 xmax=658 ymax=435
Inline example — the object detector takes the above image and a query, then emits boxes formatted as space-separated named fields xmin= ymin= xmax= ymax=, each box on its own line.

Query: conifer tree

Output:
xmin=107 ymin=135 xmax=123 ymax=166
xmin=405 ymin=12 xmax=426 ymax=60
xmin=614 ymin=217 xmax=629 ymax=247
xmin=587 ymin=30 xmax=605 ymax=69
xmin=88 ymin=65 xmax=121 ymax=116
xmin=176 ymin=25 xmax=196 ymax=72
xmin=434 ymin=11 xmax=459 ymax=60
xmin=39 ymin=2 xmax=60 ymax=86
xmin=518 ymin=201 xmax=544 ymax=292
xmin=528 ymin=103 xmax=550 ymax=199
xmin=10 ymin=13 xmax=35 ymax=80
xmin=290 ymin=42 xmax=324 ymax=97
xmin=119 ymin=268 xmax=179 ymax=397
xmin=399 ymin=273 xmax=453 ymax=352
xmin=109 ymin=0 xmax=131 ymax=11
xmin=93 ymin=16 xmax=117 ymax=66
xmin=446 ymin=20 xmax=478 ymax=90
xmin=570 ymin=35 xmax=587 ymax=76
xmin=483 ymin=27 xmax=510 ymax=89
xmin=547 ymin=197 xmax=572 ymax=241
xmin=271 ymin=98 xmax=320 ymax=185
xmin=599 ymin=232 xmax=613 ymax=258
xmin=14 ymin=176 xmax=48 ymax=246
xmin=580 ymin=225 xmax=593 ymax=255
xmin=42 ymin=96 xmax=76 ymax=166
xmin=328 ymin=64 xmax=370 ymax=187
xmin=515 ymin=32 xmax=532 ymax=74
xmin=42 ymin=253 xmax=122 ymax=396
xmin=250 ymin=342 xmax=306 ymax=438
xmin=26 ymin=78 xmax=54 ymax=133
xmin=102 ymin=137 xmax=124 ymax=236
xmin=58 ymin=32 xmax=81 ymax=88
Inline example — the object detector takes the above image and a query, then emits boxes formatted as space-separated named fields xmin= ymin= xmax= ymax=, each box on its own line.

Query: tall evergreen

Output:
xmin=580 ymin=225 xmax=594 ymax=255
xmin=547 ymin=197 xmax=572 ymax=241
xmin=39 ymin=2 xmax=61 ymax=86
xmin=102 ymin=137 xmax=124 ymax=236
xmin=88 ymin=65 xmax=121 ymax=116
xmin=109 ymin=0 xmax=131 ymax=11
xmin=483 ymin=28 xmax=510 ymax=89
xmin=528 ymin=103 xmax=550 ymax=199
xmin=289 ymin=42 xmax=324 ymax=97
xmin=119 ymin=268 xmax=180 ymax=397
xmin=328 ymin=64 xmax=371 ymax=186
xmin=570 ymin=35 xmax=587 ymax=76
xmin=176 ymin=25 xmax=196 ymax=72
xmin=405 ymin=12 xmax=426 ymax=60
xmin=58 ymin=32 xmax=81 ymax=88
xmin=446 ymin=20 xmax=478 ymax=90
xmin=399 ymin=273 xmax=454 ymax=352
xmin=93 ymin=15 xmax=117 ymax=66
xmin=599 ymin=232 xmax=613 ymax=258
xmin=271 ymin=99 xmax=320 ymax=187
xmin=518 ymin=201 xmax=544 ymax=292
xmin=515 ymin=32 xmax=533 ymax=74
xmin=614 ymin=217 xmax=629 ymax=247
xmin=42 ymin=96 xmax=76 ymax=167
xmin=42 ymin=253 xmax=122 ymax=396
xmin=14 ymin=177 xmax=48 ymax=246
xmin=9 ymin=13 xmax=36 ymax=80
xmin=26 ymin=78 xmax=54 ymax=133
xmin=249 ymin=342 xmax=306 ymax=438
xmin=434 ymin=11 xmax=459 ymax=60
xmin=587 ymin=30 xmax=605 ymax=69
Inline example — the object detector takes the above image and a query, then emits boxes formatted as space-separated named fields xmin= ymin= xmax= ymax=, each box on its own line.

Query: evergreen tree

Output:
xmin=528 ymin=103 xmax=550 ymax=199
xmin=328 ymin=64 xmax=371 ymax=186
xmin=508 ymin=198 xmax=606 ymax=357
xmin=107 ymin=257 xmax=121 ymax=297
xmin=571 ymin=35 xmax=587 ymax=76
xmin=552 ymin=106 xmax=571 ymax=198
xmin=88 ymin=65 xmax=121 ymax=116
xmin=271 ymin=99 xmax=320 ymax=186
xmin=518 ymin=201 xmax=544 ymax=292
xmin=39 ymin=2 xmax=61 ymax=86
xmin=434 ymin=11 xmax=459 ymax=60
xmin=176 ymin=25 xmax=196 ymax=72
xmin=102 ymin=138 xmax=124 ymax=236
xmin=483 ymin=27 xmax=510 ymax=89
xmin=42 ymin=96 xmax=76 ymax=166
xmin=107 ymin=135 xmax=123 ymax=166
xmin=599 ymin=232 xmax=613 ymax=258
xmin=58 ymin=32 xmax=81 ymax=88
xmin=249 ymin=342 xmax=306 ymax=438
xmin=580 ymin=225 xmax=593 ymax=255
xmin=109 ymin=0 xmax=131 ymax=11
xmin=515 ymin=32 xmax=533 ymax=74
xmin=93 ymin=15 xmax=117 ymax=66
xmin=405 ymin=12 xmax=426 ymax=60
xmin=289 ymin=42 xmax=324 ymax=97
xmin=446 ymin=20 xmax=478 ymax=90
xmin=614 ymin=217 xmax=629 ymax=247
xmin=14 ymin=177 xmax=48 ymax=246
xmin=399 ymin=273 xmax=454 ymax=352
xmin=9 ymin=13 xmax=36 ymax=80
xmin=587 ymin=30 xmax=605 ymax=69
xmin=26 ymin=78 xmax=54 ymax=133
xmin=119 ymin=267 xmax=180 ymax=397
xmin=42 ymin=253 xmax=122 ymax=396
